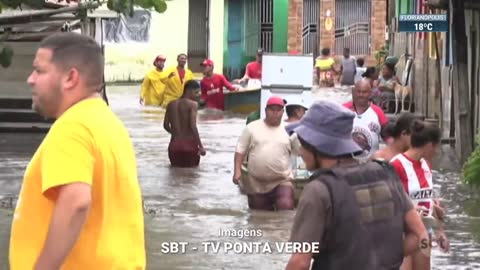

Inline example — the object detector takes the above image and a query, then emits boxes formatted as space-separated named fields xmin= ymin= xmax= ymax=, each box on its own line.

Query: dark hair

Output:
xmin=356 ymin=58 xmax=365 ymax=67
xmin=321 ymin=48 xmax=330 ymax=56
xmin=362 ymin=67 xmax=377 ymax=78
xmin=381 ymin=119 xmax=396 ymax=138
xmin=177 ymin=53 xmax=188 ymax=59
xmin=410 ymin=120 xmax=441 ymax=147
xmin=392 ymin=112 xmax=416 ymax=138
xmin=286 ymin=105 xmax=302 ymax=117
xmin=39 ymin=32 xmax=104 ymax=90
xmin=383 ymin=63 xmax=395 ymax=73
xmin=182 ymin=80 xmax=200 ymax=95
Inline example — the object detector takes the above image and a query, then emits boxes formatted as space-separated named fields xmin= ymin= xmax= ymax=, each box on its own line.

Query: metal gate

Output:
xmin=188 ymin=0 xmax=209 ymax=72
xmin=334 ymin=0 xmax=371 ymax=55
xmin=260 ymin=0 xmax=273 ymax=52
xmin=244 ymin=0 xmax=259 ymax=57
xmin=302 ymin=0 xmax=319 ymax=56
xmin=243 ymin=0 xmax=273 ymax=57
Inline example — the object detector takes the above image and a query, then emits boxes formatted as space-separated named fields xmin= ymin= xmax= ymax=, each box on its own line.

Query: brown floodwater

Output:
xmin=1 ymin=85 xmax=480 ymax=269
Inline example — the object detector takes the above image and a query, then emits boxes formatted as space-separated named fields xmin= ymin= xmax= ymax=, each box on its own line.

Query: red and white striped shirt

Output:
xmin=390 ymin=153 xmax=434 ymax=216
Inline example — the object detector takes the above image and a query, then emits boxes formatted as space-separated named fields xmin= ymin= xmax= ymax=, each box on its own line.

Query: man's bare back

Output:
xmin=164 ymin=80 xmax=205 ymax=167
xmin=165 ymin=98 xmax=198 ymax=139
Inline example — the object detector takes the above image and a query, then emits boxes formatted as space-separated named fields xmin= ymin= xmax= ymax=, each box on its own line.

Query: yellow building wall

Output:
xmin=208 ymin=0 xmax=224 ymax=75
xmin=104 ymin=0 xmax=224 ymax=82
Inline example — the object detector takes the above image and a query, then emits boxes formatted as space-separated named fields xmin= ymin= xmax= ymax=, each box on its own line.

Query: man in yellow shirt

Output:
xmin=9 ymin=32 xmax=145 ymax=269
xmin=139 ymin=55 xmax=166 ymax=106
xmin=161 ymin=53 xmax=194 ymax=107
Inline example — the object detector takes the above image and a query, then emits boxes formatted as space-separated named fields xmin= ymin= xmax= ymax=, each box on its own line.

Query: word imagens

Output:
xmin=218 ymin=228 xmax=263 ymax=239
xmin=160 ymin=241 xmax=320 ymax=254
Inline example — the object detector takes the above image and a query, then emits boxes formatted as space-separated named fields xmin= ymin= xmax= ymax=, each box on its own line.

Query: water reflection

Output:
xmin=0 ymin=85 xmax=479 ymax=269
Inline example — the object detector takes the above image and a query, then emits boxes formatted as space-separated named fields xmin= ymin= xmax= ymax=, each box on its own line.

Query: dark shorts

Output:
xmin=168 ymin=138 xmax=200 ymax=167
xmin=247 ymin=184 xmax=295 ymax=211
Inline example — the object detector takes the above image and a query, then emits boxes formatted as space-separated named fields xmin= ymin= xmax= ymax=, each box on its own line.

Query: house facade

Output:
xmin=102 ymin=0 xmax=225 ymax=82
xmin=287 ymin=0 xmax=387 ymax=65
xmin=387 ymin=0 xmax=480 ymax=162
xmin=222 ymin=0 xmax=289 ymax=80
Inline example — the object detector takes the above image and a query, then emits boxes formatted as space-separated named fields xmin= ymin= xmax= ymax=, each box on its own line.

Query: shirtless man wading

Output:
xmin=164 ymin=80 xmax=206 ymax=167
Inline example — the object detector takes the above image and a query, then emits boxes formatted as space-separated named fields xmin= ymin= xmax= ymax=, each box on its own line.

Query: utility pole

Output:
xmin=451 ymin=0 xmax=473 ymax=163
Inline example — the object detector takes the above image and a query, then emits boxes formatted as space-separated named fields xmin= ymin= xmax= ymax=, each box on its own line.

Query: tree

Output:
xmin=0 ymin=0 xmax=169 ymax=67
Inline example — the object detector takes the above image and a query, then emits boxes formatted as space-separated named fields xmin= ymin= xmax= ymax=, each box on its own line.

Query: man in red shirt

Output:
xmin=234 ymin=48 xmax=263 ymax=84
xmin=200 ymin=59 xmax=239 ymax=110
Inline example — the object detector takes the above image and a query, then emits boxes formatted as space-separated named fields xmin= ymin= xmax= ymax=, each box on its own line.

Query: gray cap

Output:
xmin=285 ymin=100 xmax=362 ymax=157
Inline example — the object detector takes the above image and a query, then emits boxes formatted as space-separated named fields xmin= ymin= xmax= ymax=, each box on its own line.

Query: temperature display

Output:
xmin=414 ymin=23 xmax=433 ymax=31
xmin=398 ymin=14 xmax=448 ymax=32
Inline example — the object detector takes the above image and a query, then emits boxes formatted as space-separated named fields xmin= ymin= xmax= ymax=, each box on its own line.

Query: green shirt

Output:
xmin=246 ymin=110 xmax=260 ymax=125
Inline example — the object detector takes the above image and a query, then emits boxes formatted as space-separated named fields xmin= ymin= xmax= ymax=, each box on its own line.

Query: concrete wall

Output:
xmin=0 ymin=42 xmax=37 ymax=99
xmin=209 ymin=0 xmax=224 ymax=75
xmin=104 ymin=0 xmax=224 ymax=82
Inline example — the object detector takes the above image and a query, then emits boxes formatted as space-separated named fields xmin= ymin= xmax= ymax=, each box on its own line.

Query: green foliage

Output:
xmin=462 ymin=133 xmax=480 ymax=187
xmin=0 ymin=0 xmax=169 ymax=68
xmin=0 ymin=45 xmax=13 ymax=67
xmin=374 ymin=43 xmax=390 ymax=68
xmin=107 ymin=0 xmax=167 ymax=15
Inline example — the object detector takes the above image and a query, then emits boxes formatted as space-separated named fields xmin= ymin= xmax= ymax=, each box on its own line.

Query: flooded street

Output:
xmin=1 ymin=85 xmax=480 ymax=269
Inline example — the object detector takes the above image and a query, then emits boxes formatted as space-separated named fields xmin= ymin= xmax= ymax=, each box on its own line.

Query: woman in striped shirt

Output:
xmin=390 ymin=120 xmax=449 ymax=270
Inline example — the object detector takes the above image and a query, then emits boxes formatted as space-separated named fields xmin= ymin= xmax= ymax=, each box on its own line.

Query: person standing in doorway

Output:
xmin=161 ymin=53 xmax=194 ymax=108
xmin=9 ymin=32 xmax=145 ymax=270
xmin=164 ymin=80 xmax=206 ymax=167
xmin=339 ymin=48 xmax=357 ymax=86
xmin=200 ymin=59 xmax=239 ymax=110
xmin=139 ymin=55 xmax=166 ymax=106
xmin=233 ymin=96 xmax=298 ymax=211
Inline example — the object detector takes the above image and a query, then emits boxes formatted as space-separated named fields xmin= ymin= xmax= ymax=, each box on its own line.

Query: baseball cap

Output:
xmin=266 ymin=96 xmax=286 ymax=107
xmin=201 ymin=59 xmax=214 ymax=67
xmin=153 ymin=55 xmax=166 ymax=65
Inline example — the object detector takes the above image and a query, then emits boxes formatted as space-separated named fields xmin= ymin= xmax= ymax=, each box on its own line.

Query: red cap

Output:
xmin=266 ymin=96 xmax=286 ymax=107
xmin=153 ymin=55 xmax=166 ymax=65
xmin=201 ymin=59 xmax=214 ymax=67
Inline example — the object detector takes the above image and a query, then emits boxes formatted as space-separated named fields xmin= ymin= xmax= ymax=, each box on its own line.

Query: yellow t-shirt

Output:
xmin=315 ymin=57 xmax=335 ymax=71
xmin=160 ymin=66 xmax=194 ymax=107
xmin=9 ymin=98 xmax=145 ymax=270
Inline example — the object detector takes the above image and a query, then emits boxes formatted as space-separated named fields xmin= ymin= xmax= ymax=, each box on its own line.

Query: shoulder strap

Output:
xmin=371 ymin=159 xmax=396 ymax=173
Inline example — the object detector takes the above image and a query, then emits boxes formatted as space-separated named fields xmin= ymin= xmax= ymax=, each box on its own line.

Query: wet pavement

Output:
xmin=1 ymin=85 xmax=480 ymax=269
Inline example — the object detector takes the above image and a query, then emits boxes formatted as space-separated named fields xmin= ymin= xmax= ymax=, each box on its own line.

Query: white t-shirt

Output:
xmin=355 ymin=67 xmax=367 ymax=83
xmin=235 ymin=120 xmax=298 ymax=194
xmin=343 ymin=102 xmax=388 ymax=160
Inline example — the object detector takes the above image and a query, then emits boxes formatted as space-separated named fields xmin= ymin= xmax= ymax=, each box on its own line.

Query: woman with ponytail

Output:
xmin=390 ymin=120 xmax=449 ymax=270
